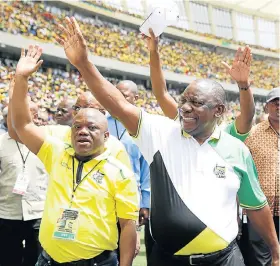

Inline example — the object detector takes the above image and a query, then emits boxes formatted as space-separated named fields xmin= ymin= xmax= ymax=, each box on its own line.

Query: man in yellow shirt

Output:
xmin=12 ymin=46 xmax=139 ymax=266
xmin=7 ymin=84 xmax=131 ymax=170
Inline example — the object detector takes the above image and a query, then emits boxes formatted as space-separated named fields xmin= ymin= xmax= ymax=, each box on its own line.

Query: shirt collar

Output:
xmin=64 ymin=143 xmax=110 ymax=161
xmin=181 ymin=126 xmax=221 ymax=141
xmin=263 ymin=120 xmax=271 ymax=130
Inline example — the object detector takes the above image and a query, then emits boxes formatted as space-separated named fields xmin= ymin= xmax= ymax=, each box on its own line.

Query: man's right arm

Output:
xmin=147 ymin=29 xmax=178 ymax=120
xmin=56 ymin=17 xmax=140 ymax=136
xmin=7 ymin=77 xmax=22 ymax=142
xmin=12 ymin=45 xmax=45 ymax=155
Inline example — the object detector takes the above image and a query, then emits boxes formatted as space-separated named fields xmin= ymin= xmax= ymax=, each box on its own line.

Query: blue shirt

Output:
xmin=107 ymin=114 xmax=150 ymax=208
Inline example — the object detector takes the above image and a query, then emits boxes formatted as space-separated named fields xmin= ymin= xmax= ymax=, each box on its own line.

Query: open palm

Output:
xmin=56 ymin=17 xmax=89 ymax=68
xmin=222 ymin=46 xmax=251 ymax=86
xmin=16 ymin=45 xmax=43 ymax=78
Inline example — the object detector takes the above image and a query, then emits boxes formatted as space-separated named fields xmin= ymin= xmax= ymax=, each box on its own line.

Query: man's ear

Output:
xmin=215 ymin=104 xmax=226 ymax=118
xmin=104 ymin=131 xmax=109 ymax=142
xmin=33 ymin=113 xmax=38 ymax=119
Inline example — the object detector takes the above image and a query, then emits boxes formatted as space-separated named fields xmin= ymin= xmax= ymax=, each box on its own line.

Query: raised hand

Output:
xmin=56 ymin=17 xmax=89 ymax=68
xmin=222 ymin=46 xmax=252 ymax=88
xmin=143 ymin=28 xmax=159 ymax=52
xmin=16 ymin=45 xmax=43 ymax=78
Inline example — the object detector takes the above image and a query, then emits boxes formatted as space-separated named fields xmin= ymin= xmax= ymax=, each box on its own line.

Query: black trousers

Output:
xmin=246 ymin=216 xmax=279 ymax=266
xmin=144 ymin=221 xmax=155 ymax=264
xmin=148 ymin=240 xmax=245 ymax=266
xmin=0 ymin=218 xmax=42 ymax=266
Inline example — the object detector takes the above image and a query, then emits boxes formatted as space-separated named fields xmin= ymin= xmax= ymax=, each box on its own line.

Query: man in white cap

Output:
xmin=245 ymin=87 xmax=279 ymax=266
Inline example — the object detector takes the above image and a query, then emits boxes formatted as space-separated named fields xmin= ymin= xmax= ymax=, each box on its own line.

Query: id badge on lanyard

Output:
xmin=13 ymin=166 xmax=30 ymax=195
xmin=12 ymin=142 xmax=30 ymax=195
xmin=53 ymin=208 xmax=80 ymax=241
xmin=52 ymin=158 xmax=104 ymax=241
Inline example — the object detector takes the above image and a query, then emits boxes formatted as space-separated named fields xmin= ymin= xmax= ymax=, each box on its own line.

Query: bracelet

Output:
xmin=238 ymin=84 xmax=250 ymax=91
xmin=239 ymin=87 xmax=249 ymax=91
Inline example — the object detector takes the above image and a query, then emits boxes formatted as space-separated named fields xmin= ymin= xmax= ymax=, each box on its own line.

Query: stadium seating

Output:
xmin=83 ymin=0 xmax=278 ymax=53
xmin=0 ymin=1 xmax=279 ymax=91
xmin=0 ymin=56 xmax=265 ymax=125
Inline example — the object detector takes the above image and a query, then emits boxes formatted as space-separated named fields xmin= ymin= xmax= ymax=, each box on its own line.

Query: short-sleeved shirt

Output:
xmin=245 ymin=120 xmax=279 ymax=216
xmin=37 ymin=136 xmax=139 ymax=263
xmin=132 ymin=110 xmax=267 ymax=256
xmin=0 ymin=133 xmax=48 ymax=221
xmin=43 ymin=125 xmax=131 ymax=169
xmin=224 ymin=121 xmax=250 ymax=142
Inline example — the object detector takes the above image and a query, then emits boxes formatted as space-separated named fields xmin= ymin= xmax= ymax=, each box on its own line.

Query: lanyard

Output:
xmin=15 ymin=141 xmax=30 ymax=168
xmin=114 ymin=119 xmax=126 ymax=140
xmin=70 ymin=157 xmax=104 ymax=206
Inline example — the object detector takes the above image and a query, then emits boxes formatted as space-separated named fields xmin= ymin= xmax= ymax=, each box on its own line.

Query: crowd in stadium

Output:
xmin=0 ymin=1 xmax=279 ymax=91
xmin=84 ymin=0 xmax=279 ymax=54
xmin=0 ymin=1 xmax=279 ymax=266
xmin=0 ymin=56 xmax=266 ymax=126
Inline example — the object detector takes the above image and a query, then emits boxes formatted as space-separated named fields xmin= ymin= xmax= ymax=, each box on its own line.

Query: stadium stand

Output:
xmin=0 ymin=1 xmax=279 ymax=90
xmin=82 ymin=0 xmax=279 ymax=53
xmin=0 ymin=56 xmax=265 ymax=125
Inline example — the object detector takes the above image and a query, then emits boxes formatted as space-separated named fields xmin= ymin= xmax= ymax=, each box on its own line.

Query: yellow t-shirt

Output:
xmin=37 ymin=136 xmax=139 ymax=263
xmin=43 ymin=125 xmax=132 ymax=169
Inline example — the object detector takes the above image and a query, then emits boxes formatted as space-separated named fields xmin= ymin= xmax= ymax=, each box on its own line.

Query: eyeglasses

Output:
xmin=56 ymin=108 xmax=69 ymax=114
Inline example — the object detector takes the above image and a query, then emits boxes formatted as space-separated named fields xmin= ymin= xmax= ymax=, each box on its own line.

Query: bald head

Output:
xmin=79 ymin=91 xmax=95 ymax=102
xmin=74 ymin=92 xmax=106 ymax=116
xmin=116 ymin=80 xmax=138 ymax=105
xmin=73 ymin=108 xmax=108 ymax=132
xmin=61 ymin=98 xmax=76 ymax=109
xmin=55 ymin=97 xmax=75 ymax=126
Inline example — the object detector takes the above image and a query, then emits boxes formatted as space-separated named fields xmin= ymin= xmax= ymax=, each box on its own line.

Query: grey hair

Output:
xmin=195 ymin=79 xmax=226 ymax=105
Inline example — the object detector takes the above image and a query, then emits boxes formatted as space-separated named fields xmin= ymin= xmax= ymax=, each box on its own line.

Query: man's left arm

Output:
xmin=246 ymin=206 xmax=279 ymax=265
xmin=119 ymin=218 xmax=137 ymax=266
xmin=238 ymin=151 xmax=279 ymax=265
xmin=115 ymin=167 xmax=139 ymax=266
xmin=222 ymin=46 xmax=255 ymax=135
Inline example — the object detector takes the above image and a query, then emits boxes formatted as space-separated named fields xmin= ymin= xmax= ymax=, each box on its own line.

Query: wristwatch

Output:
xmin=238 ymin=84 xmax=250 ymax=91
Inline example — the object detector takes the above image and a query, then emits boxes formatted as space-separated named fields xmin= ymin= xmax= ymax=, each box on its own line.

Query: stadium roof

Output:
xmin=204 ymin=0 xmax=280 ymax=20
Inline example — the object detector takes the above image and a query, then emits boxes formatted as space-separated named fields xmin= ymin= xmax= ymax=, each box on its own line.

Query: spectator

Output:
xmin=244 ymin=88 xmax=280 ymax=266
xmin=0 ymin=106 xmax=8 ymax=134
xmin=0 ymin=1 xmax=279 ymax=90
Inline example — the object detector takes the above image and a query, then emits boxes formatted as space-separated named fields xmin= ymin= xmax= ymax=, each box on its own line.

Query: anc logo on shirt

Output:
xmin=92 ymin=170 xmax=105 ymax=184
xmin=213 ymin=164 xmax=226 ymax=179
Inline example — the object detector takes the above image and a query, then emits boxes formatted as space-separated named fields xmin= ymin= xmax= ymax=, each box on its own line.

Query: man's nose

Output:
xmin=78 ymin=127 xmax=89 ymax=135
xmin=181 ymin=102 xmax=193 ymax=113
